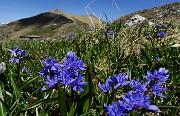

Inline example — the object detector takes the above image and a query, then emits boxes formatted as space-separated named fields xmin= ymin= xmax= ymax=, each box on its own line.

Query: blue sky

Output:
xmin=0 ymin=0 xmax=179 ymax=22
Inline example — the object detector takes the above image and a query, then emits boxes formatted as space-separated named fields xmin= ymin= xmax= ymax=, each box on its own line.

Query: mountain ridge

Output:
xmin=114 ymin=2 xmax=180 ymax=26
xmin=0 ymin=9 xmax=101 ymax=39
xmin=0 ymin=2 xmax=179 ymax=39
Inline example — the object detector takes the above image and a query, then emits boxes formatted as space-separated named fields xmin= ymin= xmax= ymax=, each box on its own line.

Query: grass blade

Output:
xmin=58 ymin=84 xmax=67 ymax=116
xmin=27 ymin=97 xmax=58 ymax=109
xmin=0 ymin=85 xmax=7 ymax=116
xmin=9 ymin=71 xmax=19 ymax=100
xmin=68 ymin=102 xmax=76 ymax=116
xmin=18 ymin=76 xmax=39 ymax=91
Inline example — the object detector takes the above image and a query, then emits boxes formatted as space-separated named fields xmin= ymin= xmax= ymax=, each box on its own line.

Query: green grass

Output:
xmin=27 ymin=28 xmax=55 ymax=36
xmin=0 ymin=21 xmax=179 ymax=115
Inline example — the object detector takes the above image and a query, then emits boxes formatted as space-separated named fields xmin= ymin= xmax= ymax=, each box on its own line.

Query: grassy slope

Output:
xmin=114 ymin=2 xmax=180 ymax=25
xmin=0 ymin=9 xmax=101 ymax=39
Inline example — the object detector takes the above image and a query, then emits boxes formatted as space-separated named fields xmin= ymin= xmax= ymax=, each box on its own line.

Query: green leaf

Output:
xmin=58 ymin=84 xmax=67 ymax=116
xmin=68 ymin=102 xmax=76 ymax=116
xmin=175 ymin=60 xmax=180 ymax=66
xmin=27 ymin=97 xmax=58 ymax=109
xmin=0 ymin=85 xmax=7 ymax=116
xmin=137 ymin=26 xmax=142 ymax=38
xmin=158 ymin=105 xmax=180 ymax=110
xmin=141 ymin=49 xmax=152 ymax=67
xmin=80 ymin=63 xmax=96 ymax=114
xmin=77 ymin=92 xmax=97 ymax=114
xmin=18 ymin=76 xmax=39 ymax=91
xmin=83 ymin=98 xmax=90 ymax=114
xmin=94 ymin=65 xmax=106 ymax=79
xmin=98 ymin=93 xmax=108 ymax=116
xmin=9 ymin=71 xmax=19 ymax=100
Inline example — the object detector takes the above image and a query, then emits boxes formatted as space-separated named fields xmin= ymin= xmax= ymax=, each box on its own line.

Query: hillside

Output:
xmin=0 ymin=9 xmax=101 ymax=39
xmin=114 ymin=2 xmax=180 ymax=26
xmin=1 ymin=2 xmax=179 ymax=39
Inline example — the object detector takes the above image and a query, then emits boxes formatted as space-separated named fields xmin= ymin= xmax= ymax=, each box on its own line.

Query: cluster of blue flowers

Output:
xmin=106 ymin=26 xmax=115 ymax=38
xmin=143 ymin=68 xmax=168 ymax=98
xmin=66 ymin=32 xmax=75 ymax=39
xmin=98 ymin=73 xmax=128 ymax=92
xmin=99 ymin=67 xmax=169 ymax=115
xmin=39 ymin=52 xmax=87 ymax=92
xmin=157 ymin=32 xmax=166 ymax=38
xmin=9 ymin=47 xmax=29 ymax=64
xmin=144 ymin=23 xmax=166 ymax=38
xmin=156 ymin=22 xmax=166 ymax=38
xmin=156 ymin=57 xmax=161 ymax=61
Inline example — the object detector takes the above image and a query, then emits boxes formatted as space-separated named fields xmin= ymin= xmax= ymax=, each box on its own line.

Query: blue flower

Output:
xmin=8 ymin=47 xmax=29 ymax=63
xmin=106 ymin=30 xmax=115 ymax=38
xmin=98 ymin=73 xmax=128 ymax=92
xmin=61 ymin=51 xmax=86 ymax=77
xmin=17 ymin=50 xmax=29 ymax=57
xmin=104 ymin=102 xmax=127 ymax=116
xmin=41 ymin=86 xmax=47 ymax=92
xmin=66 ymin=32 xmax=75 ymax=38
xmin=98 ymin=78 xmax=112 ymax=93
xmin=22 ymin=66 xmax=29 ymax=74
xmin=119 ymin=91 xmax=150 ymax=111
xmin=152 ymin=82 xmax=167 ymax=98
xmin=158 ymin=68 xmax=169 ymax=79
xmin=9 ymin=47 xmax=19 ymax=55
xmin=39 ymin=57 xmax=61 ymax=89
xmin=42 ymin=57 xmax=61 ymax=71
xmin=9 ymin=47 xmax=29 ymax=57
xmin=146 ymin=105 xmax=161 ymax=113
xmin=142 ymin=68 xmax=168 ymax=98
xmin=143 ymin=68 xmax=169 ymax=82
xmin=130 ymin=79 xmax=148 ymax=93
xmin=102 ymin=67 xmax=168 ymax=115
xmin=104 ymin=90 xmax=161 ymax=115
xmin=120 ymin=91 xmax=161 ymax=113
xmin=110 ymin=73 xmax=129 ymax=89
xmin=39 ymin=52 xmax=87 ymax=92
xmin=61 ymin=52 xmax=86 ymax=92
xmin=156 ymin=57 xmax=160 ymax=61
xmin=44 ymin=75 xmax=60 ymax=89
xmin=39 ymin=57 xmax=61 ymax=77
xmin=9 ymin=57 xmax=20 ymax=64
xmin=67 ymin=74 xmax=87 ymax=92
xmin=157 ymin=32 xmax=166 ymax=38
xmin=38 ymin=68 xmax=49 ymax=77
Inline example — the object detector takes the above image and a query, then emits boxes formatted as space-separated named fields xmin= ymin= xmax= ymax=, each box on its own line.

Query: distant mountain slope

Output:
xmin=0 ymin=22 xmax=7 ymax=27
xmin=0 ymin=9 xmax=101 ymax=39
xmin=114 ymin=2 xmax=180 ymax=26
xmin=50 ymin=9 xmax=100 ymax=25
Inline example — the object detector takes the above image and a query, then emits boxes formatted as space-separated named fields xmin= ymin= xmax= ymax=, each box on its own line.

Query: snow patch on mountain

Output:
xmin=125 ymin=14 xmax=154 ymax=26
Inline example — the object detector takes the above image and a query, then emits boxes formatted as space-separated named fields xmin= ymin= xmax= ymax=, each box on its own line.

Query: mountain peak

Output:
xmin=0 ymin=8 xmax=101 ymax=39
xmin=50 ymin=9 xmax=64 ymax=14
